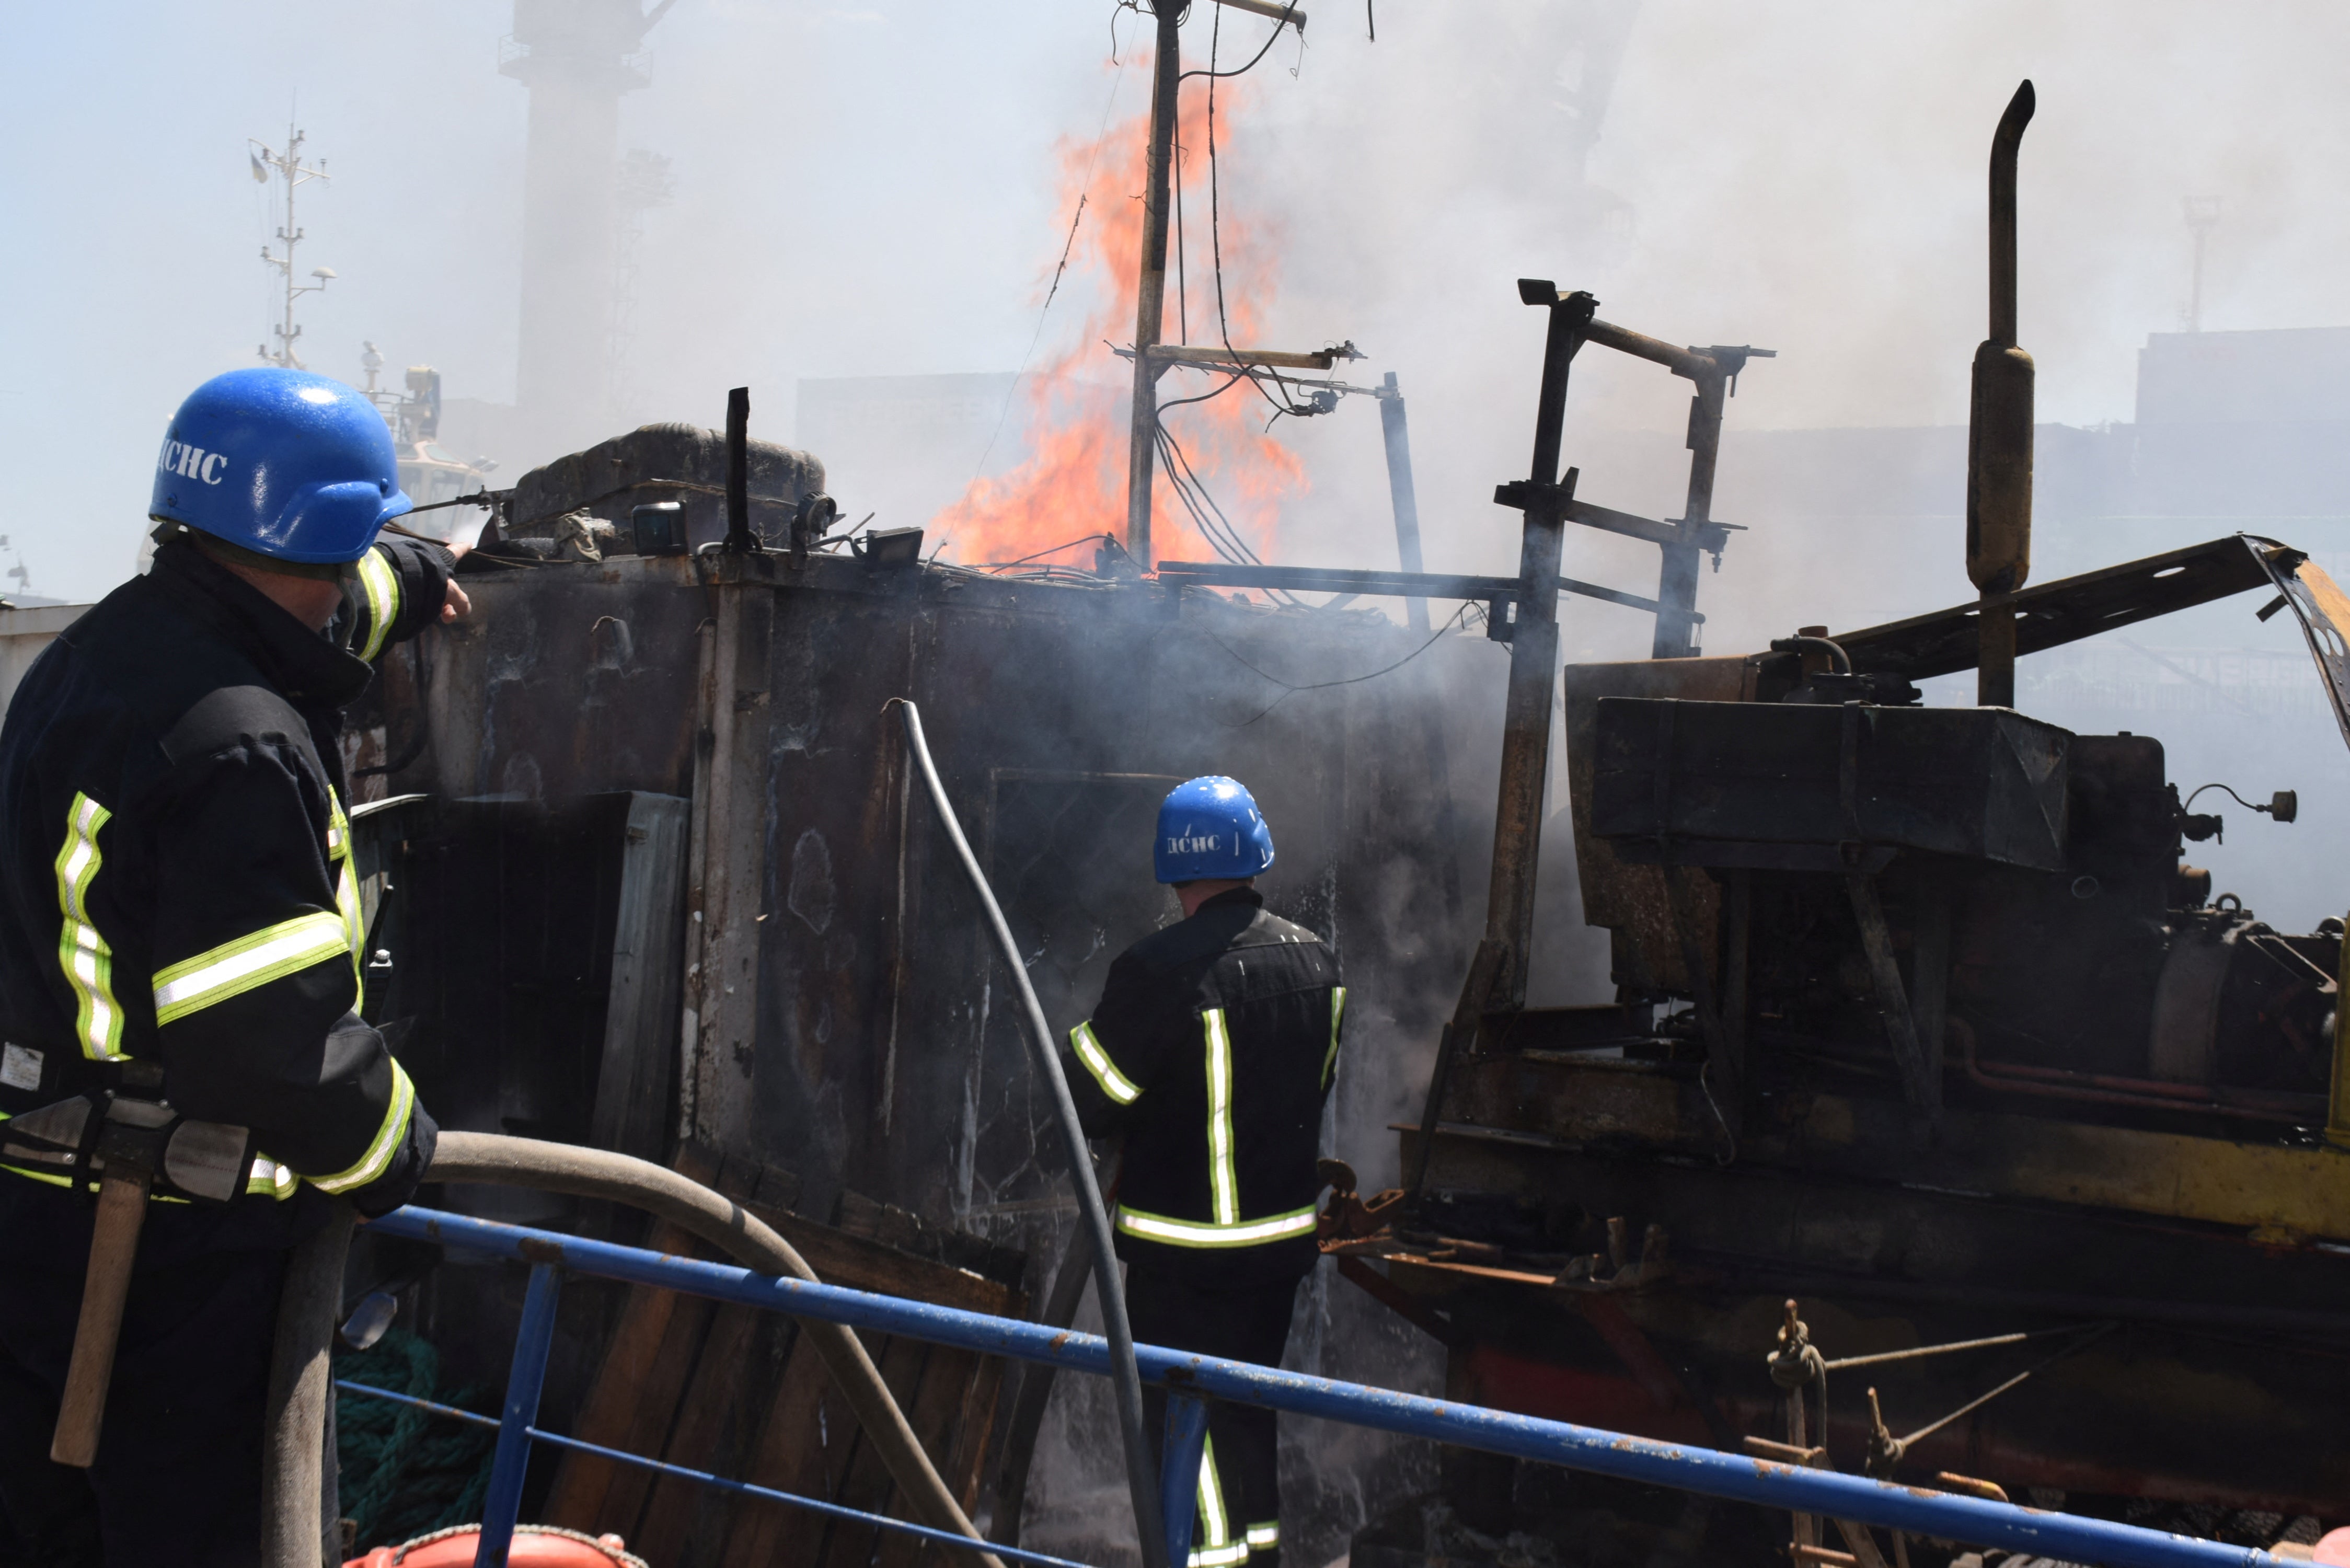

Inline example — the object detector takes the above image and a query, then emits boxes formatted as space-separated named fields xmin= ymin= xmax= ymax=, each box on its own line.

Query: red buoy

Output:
xmin=346 ymin=1525 xmax=646 ymax=1568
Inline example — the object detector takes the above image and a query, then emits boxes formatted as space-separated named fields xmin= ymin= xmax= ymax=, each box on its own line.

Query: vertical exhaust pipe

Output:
xmin=722 ymin=385 xmax=755 ymax=554
xmin=1968 ymin=80 xmax=2035 ymax=707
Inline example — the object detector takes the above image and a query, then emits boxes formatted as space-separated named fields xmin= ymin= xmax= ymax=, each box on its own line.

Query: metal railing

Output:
xmin=354 ymin=1205 xmax=2279 ymax=1568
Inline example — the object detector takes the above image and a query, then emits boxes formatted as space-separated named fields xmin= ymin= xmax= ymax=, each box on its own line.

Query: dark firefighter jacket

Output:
xmin=1063 ymin=887 xmax=1344 ymax=1286
xmin=0 ymin=533 xmax=454 ymax=1217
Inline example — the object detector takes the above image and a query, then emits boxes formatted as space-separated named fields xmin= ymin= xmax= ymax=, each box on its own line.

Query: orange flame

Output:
xmin=931 ymin=59 xmax=1306 ymax=571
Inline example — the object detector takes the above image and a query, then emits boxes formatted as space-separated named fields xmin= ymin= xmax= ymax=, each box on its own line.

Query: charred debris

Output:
xmin=328 ymin=78 xmax=2350 ymax=1568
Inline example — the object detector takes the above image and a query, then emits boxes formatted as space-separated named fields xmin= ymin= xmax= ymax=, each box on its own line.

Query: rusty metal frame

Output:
xmin=1828 ymin=535 xmax=2277 ymax=681
xmin=1541 ymin=294 xmax=1773 ymax=660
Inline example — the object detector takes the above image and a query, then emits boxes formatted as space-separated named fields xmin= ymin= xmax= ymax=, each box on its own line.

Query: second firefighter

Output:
xmin=1062 ymin=776 xmax=1344 ymax=1568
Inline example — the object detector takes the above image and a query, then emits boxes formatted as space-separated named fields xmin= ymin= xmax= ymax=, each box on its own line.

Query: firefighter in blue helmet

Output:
xmin=0 ymin=368 xmax=467 ymax=1561
xmin=1063 ymin=777 xmax=1343 ymax=1568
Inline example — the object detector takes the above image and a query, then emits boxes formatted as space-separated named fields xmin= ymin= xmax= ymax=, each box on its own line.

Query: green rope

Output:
xmin=335 ymin=1328 xmax=498 ymax=1547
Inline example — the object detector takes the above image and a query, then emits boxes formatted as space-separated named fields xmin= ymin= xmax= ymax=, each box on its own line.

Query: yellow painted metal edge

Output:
xmin=1420 ymin=1044 xmax=2350 ymax=1241
xmin=1799 ymin=1093 xmax=2350 ymax=1243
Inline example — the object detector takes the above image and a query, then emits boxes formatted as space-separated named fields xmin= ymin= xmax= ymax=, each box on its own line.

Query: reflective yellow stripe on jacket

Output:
xmin=1108 ymin=1002 xmax=1325 ymax=1250
xmin=353 ymin=548 xmax=401 ymax=662
xmin=247 ymin=1156 xmax=298 ymax=1200
xmin=309 ymin=1059 xmax=417 ymax=1194
xmin=151 ymin=912 xmax=351 ymax=1024
xmin=1114 ymin=1204 xmax=1319 ymax=1249
xmin=153 ymin=789 xmax=363 ymax=1023
xmin=18 ymin=757 xmax=396 ymax=1203
xmin=1072 ymin=1020 xmax=1142 ymax=1104
xmin=53 ymin=793 xmax=126 ymax=1062
xmin=1204 ymin=1008 xmax=1239 ymax=1225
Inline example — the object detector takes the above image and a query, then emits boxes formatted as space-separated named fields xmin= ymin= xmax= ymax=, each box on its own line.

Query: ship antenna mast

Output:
xmin=251 ymin=119 xmax=334 ymax=368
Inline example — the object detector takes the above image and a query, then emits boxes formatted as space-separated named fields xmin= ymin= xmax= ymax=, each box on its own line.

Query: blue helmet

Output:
xmin=149 ymin=368 xmax=411 ymax=564
xmin=1154 ymin=776 xmax=1276 ymax=884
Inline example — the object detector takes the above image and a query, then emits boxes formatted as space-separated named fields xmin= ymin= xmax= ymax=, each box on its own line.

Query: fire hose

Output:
xmin=258 ymin=1133 xmax=1010 ymax=1568
xmin=891 ymin=699 xmax=1169 ymax=1568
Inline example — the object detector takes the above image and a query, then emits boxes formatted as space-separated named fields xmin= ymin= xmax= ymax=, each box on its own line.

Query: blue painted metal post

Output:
xmin=1161 ymin=1394 xmax=1210 ymax=1568
xmin=476 ymin=1263 xmax=563 ymax=1568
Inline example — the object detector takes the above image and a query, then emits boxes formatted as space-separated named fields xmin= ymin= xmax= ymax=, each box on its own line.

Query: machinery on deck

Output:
xmin=1318 ymin=82 xmax=2350 ymax=1546
xmin=1359 ymin=527 xmax=2350 ymax=1524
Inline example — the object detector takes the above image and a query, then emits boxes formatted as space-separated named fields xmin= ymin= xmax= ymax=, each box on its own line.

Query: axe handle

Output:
xmin=51 ymin=1166 xmax=149 ymax=1467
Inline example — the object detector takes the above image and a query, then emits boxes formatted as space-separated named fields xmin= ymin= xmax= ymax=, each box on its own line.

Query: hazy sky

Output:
xmin=5 ymin=2 xmax=2346 ymax=602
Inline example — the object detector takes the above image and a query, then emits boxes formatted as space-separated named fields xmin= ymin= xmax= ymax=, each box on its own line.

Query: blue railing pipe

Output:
xmin=477 ymin=1263 xmax=562 ymax=1568
xmin=1161 ymin=1395 xmax=1211 ymax=1568
xmin=373 ymin=1205 xmax=2276 ymax=1568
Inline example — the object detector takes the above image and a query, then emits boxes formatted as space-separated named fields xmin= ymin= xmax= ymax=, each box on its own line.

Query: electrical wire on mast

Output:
xmin=1123 ymin=0 xmax=1308 ymax=569
xmin=251 ymin=122 xmax=334 ymax=368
